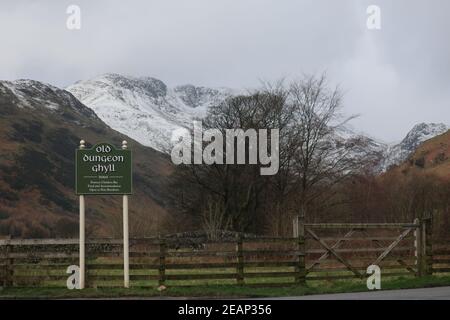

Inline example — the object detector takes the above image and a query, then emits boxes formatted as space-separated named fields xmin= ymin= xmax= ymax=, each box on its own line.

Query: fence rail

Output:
xmin=0 ymin=218 xmax=448 ymax=288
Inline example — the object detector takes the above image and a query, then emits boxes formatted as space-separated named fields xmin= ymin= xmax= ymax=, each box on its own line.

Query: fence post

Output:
xmin=0 ymin=247 xmax=3 ymax=287
xmin=423 ymin=213 xmax=433 ymax=276
xmin=295 ymin=215 xmax=306 ymax=285
xmin=293 ymin=216 xmax=298 ymax=238
xmin=414 ymin=218 xmax=423 ymax=276
xmin=158 ymin=237 xmax=166 ymax=286
xmin=236 ymin=234 xmax=244 ymax=285
xmin=4 ymin=241 xmax=13 ymax=287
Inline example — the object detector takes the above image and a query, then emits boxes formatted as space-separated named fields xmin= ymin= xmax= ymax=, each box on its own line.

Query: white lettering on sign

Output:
xmin=96 ymin=145 xmax=112 ymax=153
xmin=91 ymin=164 xmax=117 ymax=173
xmin=82 ymin=154 xmax=124 ymax=162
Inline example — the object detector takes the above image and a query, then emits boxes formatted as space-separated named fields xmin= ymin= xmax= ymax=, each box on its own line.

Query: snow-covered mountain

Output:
xmin=0 ymin=79 xmax=97 ymax=118
xmin=67 ymin=74 xmax=448 ymax=171
xmin=381 ymin=123 xmax=449 ymax=171
xmin=67 ymin=74 xmax=232 ymax=152
xmin=0 ymin=79 xmax=173 ymax=237
xmin=328 ymin=127 xmax=387 ymax=171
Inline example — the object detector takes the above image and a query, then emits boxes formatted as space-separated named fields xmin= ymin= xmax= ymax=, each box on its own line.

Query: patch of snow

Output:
xmin=66 ymin=74 xmax=448 ymax=171
xmin=380 ymin=123 xmax=449 ymax=171
xmin=1 ymin=79 xmax=68 ymax=110
xmin=67 ymin=73 xmax=234 ymax=152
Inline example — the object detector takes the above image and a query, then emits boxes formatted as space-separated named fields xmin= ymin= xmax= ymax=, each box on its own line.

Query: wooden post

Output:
xmin=424 ymin=213 xmax=433 ymax=276
xmin=414 ymin=218 xmax=423 ymax=276
xmin=0 ymin=245 xmax=4 ymax=287
xmin=79 ymin=140 xmax=86 ymax=289
xmin=4 ymin=240 xmax=12 ymax=287
xmin=122 ymin=140 xmax=130 ymax=288
xmin=158 ymin=237 xmax=166 ymax=286
xmin=295 ymin=215 xmax=306 ymax=285
xmin=236 ymin=234 xmax=244 ymax=285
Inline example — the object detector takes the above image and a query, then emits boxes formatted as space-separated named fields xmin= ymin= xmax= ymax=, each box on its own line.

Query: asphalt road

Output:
xmin=65 ymin=286 xmax=450 ymax=300
xmin=272 ymin=286 xmax=450 ymax=300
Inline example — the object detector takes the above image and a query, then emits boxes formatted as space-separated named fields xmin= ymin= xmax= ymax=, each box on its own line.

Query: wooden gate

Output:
xmin=293 ymin=217 xmax=433 ymax=281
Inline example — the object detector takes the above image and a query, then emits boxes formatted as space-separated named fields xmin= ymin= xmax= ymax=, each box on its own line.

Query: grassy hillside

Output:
xmin=393 ymin=129 xmax=450 ymax=179
xmin=0 ymin=81 xmax=173 ymax=238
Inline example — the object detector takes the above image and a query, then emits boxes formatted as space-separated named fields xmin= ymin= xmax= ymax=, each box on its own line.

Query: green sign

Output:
xmin=76 ymin=143 xmax=132 ymax=195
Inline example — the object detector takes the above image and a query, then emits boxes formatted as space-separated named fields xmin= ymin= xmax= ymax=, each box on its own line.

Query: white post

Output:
xmin=79 ymin=140 xmax=86 ymax=289
xmin=293 ymin=216 xmax=299 ymax=238
xmin=122 ymin=140 xmax=130 ymax=288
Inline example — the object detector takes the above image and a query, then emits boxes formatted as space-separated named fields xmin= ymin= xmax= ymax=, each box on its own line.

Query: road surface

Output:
xmin=270 ymin=286 xmax=450 ymax=300
xmin=64 ymin=286 xmax=450 ymax=300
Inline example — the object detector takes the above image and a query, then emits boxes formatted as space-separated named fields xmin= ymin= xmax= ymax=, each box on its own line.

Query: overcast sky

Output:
xmin=1 ymin=0 xmax=449 ymax=142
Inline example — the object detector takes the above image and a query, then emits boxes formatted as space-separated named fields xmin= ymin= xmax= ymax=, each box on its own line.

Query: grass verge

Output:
xmin=1 ymin=275 xmax=450 ymax=299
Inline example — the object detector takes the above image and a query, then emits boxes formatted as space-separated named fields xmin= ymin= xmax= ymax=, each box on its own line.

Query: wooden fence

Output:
xmin=0 ymin=218 xmax=447 ymax=288
xmin=432 ymin=240 xmax=450 ymax=274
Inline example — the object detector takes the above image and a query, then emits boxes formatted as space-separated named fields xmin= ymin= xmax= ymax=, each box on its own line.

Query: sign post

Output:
xmin=76 ymin=140 xmax=132 ymax=289
xmin=79 ymin=140 xmax=86 ymax=290
xmin=122 ymin=141 xmax=130 ymax=288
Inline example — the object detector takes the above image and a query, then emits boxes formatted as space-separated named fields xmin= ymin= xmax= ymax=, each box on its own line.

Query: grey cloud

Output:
xmin=0 ymin=0 xmax=448 ymax=141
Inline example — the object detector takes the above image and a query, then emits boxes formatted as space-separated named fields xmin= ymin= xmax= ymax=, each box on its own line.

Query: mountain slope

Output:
xmin=391 ymin=128 xmax=450 ymax=179
xmin=0 ymin=79 xmax=173 ymax=238
xmin=68 ymin=74 xmax=388 ymax=168
xmin=381 ymin=123 xmax=448 ymax=171
xmin=67 ymin=74 xmax=232 ymax=152
xmin=67 ymin=74 xmax=447 ymax=172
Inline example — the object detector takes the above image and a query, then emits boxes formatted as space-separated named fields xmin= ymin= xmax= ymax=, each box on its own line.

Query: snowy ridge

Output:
xmin=1 ymin=79 xmax=76 ymax=110
xmin=381 ymin=123 xmax=449 ymax=171
xmin=66 ymin=74 xmax=448 ymax=170
xmin=67 ymin=73 xmax=386 ymax=158
xmin=0 ymin=79 xmax=99 ymax=121
xmin=67 ymin=74 xmax=233 ymax=152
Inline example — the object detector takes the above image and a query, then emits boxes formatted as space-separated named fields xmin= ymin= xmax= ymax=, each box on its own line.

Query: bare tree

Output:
xmin=171 ymin=74 xmax=373 ymax=234
xmin=170 ymin=91 xmax=287 ymax=232
xmin=201 ymin=196 xmax=232 ymax=240
xmin=286 ymin=74 xmax=361 ymax=219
